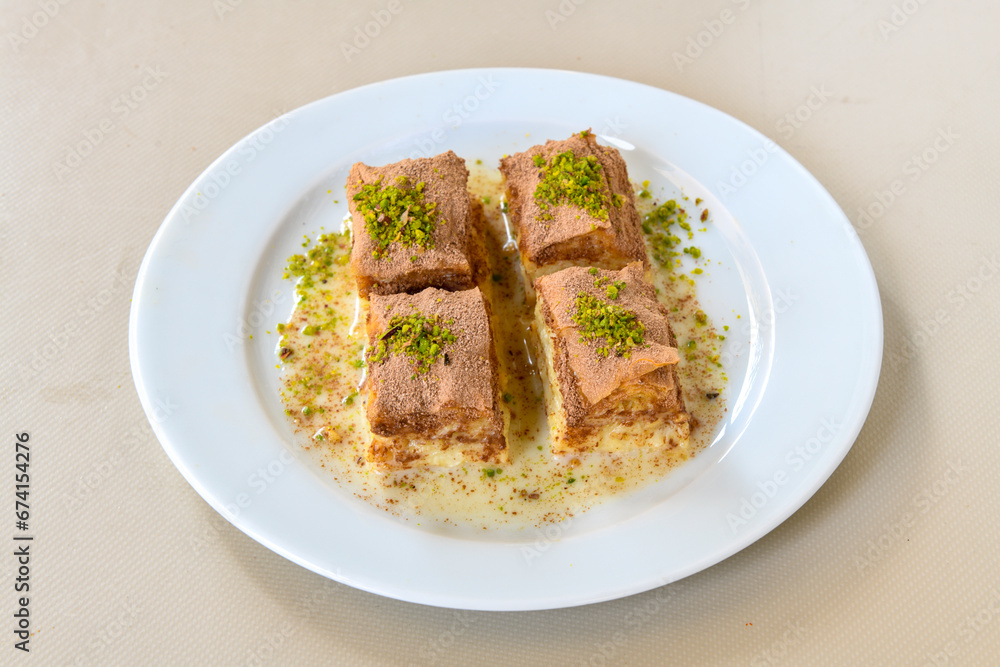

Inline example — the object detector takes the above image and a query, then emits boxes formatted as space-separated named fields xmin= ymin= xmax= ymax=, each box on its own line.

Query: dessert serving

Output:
xmin=533 ymin=263 xmax=689 ymax=454
xmin=499 ymin=130 xmax=647 ymax=284
xmin=275 ymin=132 xmax=727 ymax=530
xmin=364 ymin=287 xmax=508 ymax=468
xmin=347 ymin=150 xmax=487 ymax=297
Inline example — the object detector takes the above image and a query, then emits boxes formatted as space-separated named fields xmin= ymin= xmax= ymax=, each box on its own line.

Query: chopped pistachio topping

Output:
xmin=283 ymin=231 xmax=349 ymax=294
xmin=604 ymin=280 xmax=626 ymax=300
xmin=571 ymin=292 xmax=645 ymax=358
xmin=370 ymin=311 xmax=456 ymax=373
xmin=532 ymin=148 xmax=617 ymax=222
xmin=642 ymin=199 xmax=692 ymax=269
xmin=639 ymin=179 xmax=652 ymax=199
xmin=590 ymin=273 xmax=626 ymax=300
xmin=282 ymin=231 xmax=351 ymax=301
xmin=643 ymin=199 xmax=680 ymax=230
xmin=352 ymin=176 xmax=439 ymax=260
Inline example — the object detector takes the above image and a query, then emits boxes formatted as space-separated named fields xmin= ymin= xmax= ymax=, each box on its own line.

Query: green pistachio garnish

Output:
xmin=532 ymin=149 xmax=615 ymax=222
xmin=283 ymin=231 xmax=350 ymax=294
xmin=649 ymin=232 xmax=682 ymax=268
xmin=604 ymin=280 xmax=626 ymax=300
xmin=645 ymin=199 xmax=677 ymax=224
xmin=370 ymin=311 xmax=456 ymax=373
xmin=589 ymin=273 xmax=626 ymax=300
xmin=571 ymin=292 xmax=645 ymax=358
xmin=642 ymin=200 xmax=692 ymax=268
xmin=352 ymin=176 xmax=439 ymax=260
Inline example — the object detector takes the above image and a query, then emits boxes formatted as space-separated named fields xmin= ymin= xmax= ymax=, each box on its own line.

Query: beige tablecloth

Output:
xmin=3 ymin=0 xmax=999 ymax=664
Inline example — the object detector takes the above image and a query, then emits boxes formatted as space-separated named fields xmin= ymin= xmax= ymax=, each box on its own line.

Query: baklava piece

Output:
xmin=348 ymin=151 xmax=486 ymax=298
xmin=364 ymin=287 xmax=508 ymax=468
xmin=499 ymin=130 xmax=647 ymax=285
xmin=533 ymin=263 xmax=690 ymax=454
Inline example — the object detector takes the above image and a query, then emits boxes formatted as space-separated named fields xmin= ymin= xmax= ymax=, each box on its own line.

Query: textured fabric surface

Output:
xmin=2 ymin=0 xmax=998 ymax=664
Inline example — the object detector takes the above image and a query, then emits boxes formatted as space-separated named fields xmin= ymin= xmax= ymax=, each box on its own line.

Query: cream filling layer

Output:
xmin=369 ymin=415 xmax=504 ymax=468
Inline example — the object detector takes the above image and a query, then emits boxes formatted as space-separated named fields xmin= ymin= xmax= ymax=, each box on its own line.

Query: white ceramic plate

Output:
xmin=129 ymin=68 xmax=882 ymax=611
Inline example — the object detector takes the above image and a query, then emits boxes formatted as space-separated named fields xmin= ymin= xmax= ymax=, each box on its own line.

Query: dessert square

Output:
xmin=533 ymin=263 xmax=689 ymax=454
xmin=499 ymin=130 xmax=647 ymax=284
xmin=348 ymin=151 xmax=485 ymax=298
xmin=363 ymin=287 xmax=508 ymax=468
